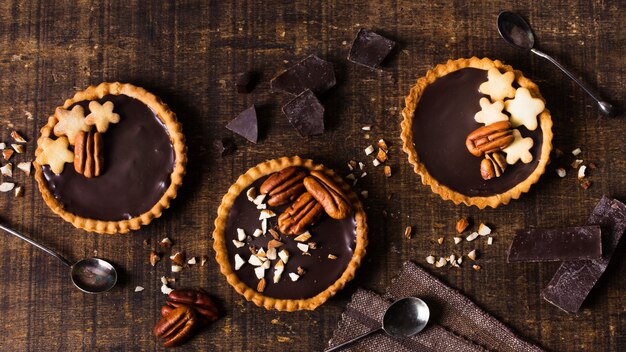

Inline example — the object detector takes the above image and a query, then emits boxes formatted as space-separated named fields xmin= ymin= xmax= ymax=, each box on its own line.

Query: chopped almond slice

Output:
xmin=487 ymin=237 xmax=494 ymax=245
xmin=11 ymin=131 xmax=27 ymax=143
xmin=571 ymin=148 xmax=582 ymax=156
xmin=361 ymin=125 xmax=372 ymax=131
xmin=404 ymin=226 xmax=412 ymax=239
xmin=273 ymin=260 xmax=285 ymax=283
xmin=171 ymin=264 xmax=183 ymax=273
xmin=268 ymin=239 xmax=284 ymax=249
xmin=266 ymin=247 xmax=277 ymax=260
xmin=384 ymin=165 xmax=391 ymax=177
xmin=359 ymin=162 xmax=365 ymax=170
xmin=237 ymin=228 xmax=246 ymax=241
xmin=472 ymin=265 xmax=481 ymax=271
xmin=259 ymin=209 xmax=276 ymax=220
xmin=455 ymin=217 xmax=469 ymax=233
xmin=248 ymin=255 xmax=264 ymax=266
xmin=252 ymin=229 xmax=263 ymax=237
xmin=159 ymin=237 xmax=172 ymax=248
xmin=378 ymin=139 xmax=388 ymax=152
xmin=252 ymin=194 xmax=266 ymax=205
xmin=262 ymin=218 xmax=268 ymax=233
xmin=478 ymin=223 xmax=491 ymax=236
xmin=361 ymin=190 xmax=369 ymax=199
xmin=425 ymin=255 xmax=435 ymax=264
xmin=232 ymin=240 xmax=245 ymax=248
xmin=376 ymin=149 xmax=387 ymax=162
xmin=0 ymin=143 xmax=5 ymax=149
xmin=435 ymin=257 xmax=447 ymax=268
xmin=468 ymin=249 xmax=477 ymax=261
xmin=234 ymin=254 xmax=245 ymax=270
xmin=17 ymin=162 xmax=31 ymax=176
xmin=288 ymin=273 xmax=300 ymax=282
xmin=294 ymin=231 xmax=311 ymax=242
xmin=578 ymin=165 xmax=587 ymax=179
xmin=296 ymin=243 xmax=309 ymax=253
xmin=187 ymin=257 xmax=197 ymax=265
xmin=14 ymin=186 xmax=23 ymax=197
xmin=246 ymin=187 xmax=257 ymax=202
xmin=364 ymin=145 xmax=374 ymax=155
xmin=328 ymin=254 xmax=337 ymax=260
xmin=0 ymin=163 xmax=12 ymax=177
xmin=372 ymin=159 xmax=380 ymax=167
xmin=0 ymin=183 xmax=15 ymax=192
xmin=11 ymin=144 xmax=24 ymax=154
xmin=466 ymin=232 xmax=479 ymax=241
xmin=254 ymin=267 xmax=265 ymax=280
xmin=257 ymin=278 xmax=266 ymax=292
xmin=278 ymin=249 xmax=289 ymax=264
xmin=2 ymin=149 xmax=14 ymax=160
xmin=453 ymin=237 xmax=462 ymax=244
xmin=437 ymin=237 xmax=444 ymax=245
xmin=261 ymin=259 xmax=270 ymax=269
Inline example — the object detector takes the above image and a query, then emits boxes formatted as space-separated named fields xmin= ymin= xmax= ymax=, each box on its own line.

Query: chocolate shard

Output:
xmin=226 ymin=105 xmax=258 ymax=144
xmin=541 ymin=196 xmax=626 ymax=314
xmin=507 ymin=226 xmax=602 ymax=263
xmin=282 ymin=89 xmax=324 ymax=137
xmin=236 ymin=71 xmax=258 ymax=94
xmin=270 ymin=54 xmax=336 ymax=96
xmin=214 ymin=137 xmax=235 ymax=157
xmin=348 ymin=28 xmax=396 ymax=69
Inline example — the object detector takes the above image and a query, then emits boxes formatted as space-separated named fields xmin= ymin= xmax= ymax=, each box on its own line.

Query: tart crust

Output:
xmin=34 ymin=82 xmax=187 ymax=234
xmin=400 ymin=57 xmax=553 ymax=208
xmin=213 ymin=156 xmax=368 ymax=311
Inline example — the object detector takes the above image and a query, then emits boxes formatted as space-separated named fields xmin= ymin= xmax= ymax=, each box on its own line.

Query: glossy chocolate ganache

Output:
xmin=225 ymin=176 xmax=357 ymax=300
xmin=42 ymin=94 xmax=175 ymax=221
xmin=411 ymin=68 xmax=543 ymax=197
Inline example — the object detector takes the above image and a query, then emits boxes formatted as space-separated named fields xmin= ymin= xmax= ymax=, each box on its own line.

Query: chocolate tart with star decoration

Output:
xmin=401 ymin=57 xmax=553 ymax=208
xmin=213 ymin=156 xmax=368 ymax=311
xmin=34 ymin=82 xmax=187 ymax=234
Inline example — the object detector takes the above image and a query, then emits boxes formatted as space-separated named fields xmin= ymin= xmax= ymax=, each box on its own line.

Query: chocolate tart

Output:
xmin=401 ymin=57 xmax=553 ymax=208
xmin=34 ymin=82 xmax=187 ymax=234
xmin=213 ymin=156 xmax=368 ymax=311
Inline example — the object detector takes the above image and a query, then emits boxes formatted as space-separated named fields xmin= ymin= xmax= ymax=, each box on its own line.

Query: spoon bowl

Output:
xmin=383 ymin=297 xmax=430 ymax=337
xmin=71 ymin=258 xmax=118 ymax=293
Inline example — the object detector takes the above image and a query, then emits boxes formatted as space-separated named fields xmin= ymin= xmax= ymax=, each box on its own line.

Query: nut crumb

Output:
xmin=277 ymin=336 xmax=291 ymax=343
xmin=134 ymin=286 xmax=144 ymax=292
xmin=437 ymin=237 xmax=444 ymax=245
xmin=453 ymin=237 xmax=462 ymax=244
xmin=200 ymin=256 xmax=208 ymax=266
xmin=467 ymin=249 xmax=477 ymax=261
xmin=328 ymin=254 xmax=337 ymax=260
xmin=426 ymin=255 xmax=435 ymax=264
xmin=404 ymin=226 xmax=412 ymax=239
xmin=487 ymin=237 xmax=493 ymax=245
xmin=455 ymin=217 xmax=470 ymax=233
xmin=159 ymin=237 xmax=173 ymax=248
xmin=384 ymin=165 xmax=391 ymax=177
xmin=466 ymin=232 xmax=479 ymax=242
xmin=472 ymin=264 xmax=481 ymax=271
xmin=364 ymin=145 xmax=374 ymax=155
xmin=579 ymin=179 xmax=591 ymax=190
xmin=556 ymin=167 xmax=566 ymax=178
xmin=571 ymin=148 xmax=582 ymax=156
xmin=150 ymin=251 xmax=161 ymax=266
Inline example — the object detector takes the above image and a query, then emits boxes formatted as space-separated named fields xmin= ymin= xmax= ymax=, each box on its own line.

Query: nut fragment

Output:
xmin=171 ymin=265 xmax=183 ymax=273
xmin=472 ymin=265 xmax=481 ymax=271
xmin=11 ymin=144 xmax=24 ymax=154
xmin=578 ymin=165 xmax=586 ymax=179
xmin=14 ymin=186 xmax=23 ymax=197
xmin=159 ymin=237 xmax=173 ymax=248
xmin=150 ymin=251 xmax=161 ymax=266
xmin=0 ymin=163 xmax=12 ymax=177
xmin=467 ymin=249 xmax=477 ymax=261
xmin=364 ymin=145 xmax=374 ymax=155
xmin=257 ymin=278 xmax=266 ymax=293
xmin=404 ymin=226 xmax=412 ymax=239
xmin=426 ymin=255 xmax=435 ymax=264
xmin=453 ymin=237 xmax=462 ymax=244
xmin=328 ymin=254 xmax=337 ymax=260
xmin=466 ymin=232 xmax=479 ymax=242
xmin=376 ymin=149 xmax=388 ymax=163
xmin=187 ymin=257 xmax=197 ymax=265
xmin=278 ymin=249 xmax=289 ymax=264
xmin=437 ymin=237 xmax=444 ymax=245
xmin=294 ymin=232 xmax=311 ymax=242
xmin=170 ymin=252 xmax=186 ymax=266
xmin=455 ymin=217 xmax=469 ymax=233
xmin=268 ymin=228 xmax=280 ymax=240
xmin=2 ymin=149 xmax=14 ymax=160
xmin=289 ymin=273 xmax=300 ymax=282
xmin=273 ymin=260 xmax=285 ymax=283
xmin=383 ymin=165 xmax=391 ymax=177
xmin=246 ymin=187 xmax=257 ymax=202
xmin=296 ymin=243 xmax=309 ymax=253
xmin=571 ymin=148 xmax=582 ymax=156
xmin=234 ymin=254 xmax=245 ymax=270
xmin=200 ymin=256 xmax=208 ymax=266
xmin=487 ymin=237 xmax=493 ymax=245
xmin=0 ymin=182 xmax=15 ymax=192
xmin=10 ymin=131 xmax=26 ymax=143
xmin=435 ymin=257 xmax=447 ymax=268
xmin=267 ymin=239 xmax=284 ymax=249
xmin=478 ymin=224 xmax=491 ymax=236
xmin=556 ymin=167 xmax=566 ymax=178
xmin=378 ymin=139 xmax=388 ymax=152
xmin=17 ymin=161 xmax=31 ymax=176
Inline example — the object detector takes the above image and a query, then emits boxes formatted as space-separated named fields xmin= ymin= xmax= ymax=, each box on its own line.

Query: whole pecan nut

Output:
xmin=278 ymin=191 xmax=324 ymax=236
xmin=153 ymin=305 xmax=198 ymax=348
xmin=166 ymin=289 xmax=219 ymax=322
xmin=259 ymin=166 xmax=307 ymax=206
xmin=74 ymin=130 xmax=103 ymax=178
xmin=303 ymin=170 xmax=352 ymax=220
xmin=465 ymin=121 xmax=514 ymax=157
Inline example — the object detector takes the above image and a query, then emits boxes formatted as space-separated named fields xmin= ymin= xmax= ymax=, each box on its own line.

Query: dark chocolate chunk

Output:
xmin=270 ymin=54 xmax=336 ymax=95
xmin=236 ymin=71 xmax=257 ymax=93
xmin=507 ymin=226 xmax=602 ymax=263
xmin=541 ymin=196 xmax=626 ymax=314
xmin=348 ymin=28 xmax=396 ymax=69
xmin=226 ymin=105 xmax=258 ymax=144
xmin=282 ymin=89 xmax=324 ymax=137
xmin=214 ymin=137 xmax=235 ymax=157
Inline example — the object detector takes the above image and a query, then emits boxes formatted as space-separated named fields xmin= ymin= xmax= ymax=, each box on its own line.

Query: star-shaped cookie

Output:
xmin=474 ymin=98 xmax=509 ymax=125
xmin=504 ymin=87 xmax=544 ymax=131
xmin=479 ymin=68 xmax=516 ymax=102
xmin=85 ymin=101 xmax=120 ymax=133
xmin=36 ymin=136 xmax=74 ymax=174
xmin=53 ymin=105 xmax=91 ymax=145
xmin=502 ymin=129 xmax=534 ymax=165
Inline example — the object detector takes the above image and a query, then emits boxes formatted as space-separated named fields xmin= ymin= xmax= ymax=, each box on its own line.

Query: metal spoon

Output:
xmin=497 ymin=11 xmax=615 ymax=117
xmin=0 ymin=223 xmax=117 ymax=293
xmin=325 ymin=297 xmax=430 ymax=352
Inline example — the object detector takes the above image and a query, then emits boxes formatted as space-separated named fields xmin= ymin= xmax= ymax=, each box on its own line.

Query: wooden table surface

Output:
xmin=0 ymin=1 xmax=624 ymax=351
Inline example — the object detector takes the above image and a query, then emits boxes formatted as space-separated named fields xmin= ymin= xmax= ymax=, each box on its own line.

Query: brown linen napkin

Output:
xmin=328 ymin=262 xmax=543 ymax=352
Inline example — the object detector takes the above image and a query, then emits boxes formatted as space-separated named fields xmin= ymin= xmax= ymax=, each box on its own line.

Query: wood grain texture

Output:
xmin=0 ymin=0 xmax=624 ymax=351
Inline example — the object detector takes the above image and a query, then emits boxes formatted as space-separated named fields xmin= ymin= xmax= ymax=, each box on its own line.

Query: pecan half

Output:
xmin=166 ymin=289 xmax=219 ymax=322
xmin=259 ymin=166 xmax=307 ymax=206
xmin=74 ymin=130 xmax=103 ymax=177
xmin=303 ymin=170 xmax=352 ymax=220
xmin=278 ymin=192 xmax=324 ymax=236
xmin=153 ymin=306 xmax=198 ymax=348
xmin=480 ymin=152 xmax=507 ymax=180
xmin=465 ymin=121 xmax=514 ymax=157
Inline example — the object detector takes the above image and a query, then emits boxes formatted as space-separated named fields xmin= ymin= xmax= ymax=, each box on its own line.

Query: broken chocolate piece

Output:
xmin=507 ymin=226 xmax=602 ymax=262
xmin=348 ymin=28 xmax=396 ymax=69
xmin=270 ymin=54 xmax=336 ymax=95
xmin=236 ymin=71 xmax=258 ymax=93
xmin=541 ymin=196 xmax=626 ymax=314
xmin=214 ymin=138 xmax=235 ymax=157
xmin=226 ymin=105 xmax=258 ymax=144
xmin=282 ymin=89 xmax=324 ymax=137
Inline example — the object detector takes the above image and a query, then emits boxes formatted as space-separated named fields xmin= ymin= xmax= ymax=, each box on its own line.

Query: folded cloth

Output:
xmin=328 ymin=261 xmax=543 ymax=352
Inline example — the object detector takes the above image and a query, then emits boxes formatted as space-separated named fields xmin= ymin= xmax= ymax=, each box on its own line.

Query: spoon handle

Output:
xmin=324 ymin=327 xmax=382 ymax=352
xmin=530 ymin=48 xmax=605 ymax=104
xmin=0 ymin=223 xmax=73 ymax=267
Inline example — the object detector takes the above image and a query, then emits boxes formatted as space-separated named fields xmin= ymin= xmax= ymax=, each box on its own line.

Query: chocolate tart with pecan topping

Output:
xmin=213 ymin=156 xmax=368 ymax=311
xmin=34 ymin=82 xmax=187 ymax=234
xmin=401 ymin=57 xmax=553 ymax=208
